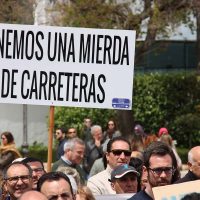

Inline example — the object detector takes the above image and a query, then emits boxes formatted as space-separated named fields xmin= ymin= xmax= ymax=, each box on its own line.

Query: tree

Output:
xmin=50 ymin=0 xmax=195 ymax=137
xmin=0 ymin=0 xmax=34 ymax=24
xmin=192 ymin=0 xmax=200 ymax=73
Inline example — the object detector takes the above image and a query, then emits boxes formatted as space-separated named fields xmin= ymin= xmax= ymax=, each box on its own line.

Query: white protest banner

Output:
xmin=153 ymin=180 xmax=200 ymax=200
xmin=0 ymin=23 xmax=136 ymax=109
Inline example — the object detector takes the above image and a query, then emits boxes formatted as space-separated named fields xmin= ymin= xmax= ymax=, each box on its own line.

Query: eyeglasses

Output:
xmin=148 ymin=167 xmax=174 ymax=176
xmin=32 ymin=168 xmax=44 ymax=173
xmin=68 ymin=131 xmax=76 ymax=134
xmin=110 ymin=149 xmax=131 ymax=157
xmin=5 ymin=175 xmax=31 ymax=184
xmin=47 ymin=192 xmax=72 ymax=200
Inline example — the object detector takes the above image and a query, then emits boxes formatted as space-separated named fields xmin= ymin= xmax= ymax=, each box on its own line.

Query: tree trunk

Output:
xmin=116 ymin=110 xmax=134 ymax=139
xmin=196 ymin=9 xmax=200 ymax=73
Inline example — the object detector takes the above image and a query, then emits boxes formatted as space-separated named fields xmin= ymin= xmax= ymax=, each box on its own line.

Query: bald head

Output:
xmin=188 ymin=146 xmax=200 ymax=163
xmin=19 ymin=191 xmax=48 ymax=200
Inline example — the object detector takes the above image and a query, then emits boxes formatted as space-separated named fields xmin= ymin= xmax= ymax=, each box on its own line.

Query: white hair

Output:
xmin=56 ymin=166 xmax=81 ymax=194
xmin=188 ymin=150 xmax=194 ymax=163
xmin=90 ymin=125 xmax=102 ymax=136
xmin=63 ymin=137 xmax=85 ymax=151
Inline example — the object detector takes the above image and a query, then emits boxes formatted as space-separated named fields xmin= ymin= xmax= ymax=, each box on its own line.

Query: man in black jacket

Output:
xmin=128 ymin=141 xmax=180 ymax=200
xmin=83 ymin=125 xmax=104 ymax=175
xmin=55 ymin=127 xmax=67 ymax=160
xmin=175 ymin=146 xmax=200 ymax=183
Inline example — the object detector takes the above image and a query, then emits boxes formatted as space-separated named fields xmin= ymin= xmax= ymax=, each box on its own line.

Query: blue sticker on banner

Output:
xmin=112 ymin=98 xmax=130 ymax=108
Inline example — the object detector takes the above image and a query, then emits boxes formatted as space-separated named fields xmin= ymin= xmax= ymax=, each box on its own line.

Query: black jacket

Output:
xmin=56 ymin=138 xmax=67 ymax=160
xmin=174 ymin=170 xmax=198 ymax=184
xmin=83 ymin=140 xmax=103 ymax=174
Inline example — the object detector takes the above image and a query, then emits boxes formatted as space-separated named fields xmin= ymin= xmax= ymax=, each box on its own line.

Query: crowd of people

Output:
xmin=0 ymin=119 xmax=200 ymax=200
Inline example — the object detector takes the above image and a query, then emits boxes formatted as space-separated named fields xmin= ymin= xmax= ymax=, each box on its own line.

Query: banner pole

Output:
xmin=47 ymin=106 xmax=54 ymax=172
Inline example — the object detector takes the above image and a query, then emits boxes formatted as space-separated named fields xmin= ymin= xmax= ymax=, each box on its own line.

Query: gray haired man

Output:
xmin=52 ymin=137 xmax=86 ymax=184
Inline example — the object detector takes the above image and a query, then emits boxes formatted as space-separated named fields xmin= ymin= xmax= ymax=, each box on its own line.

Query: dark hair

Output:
xmin=106 ymin=119 xmax=117 ymax=130
xmin=56 ymin=127 xmax=67 ymax=134
xmin=181 ymin=193 xmax=200 ymax=200
xmin=107 ymin=136 xmax=131 ymax=152
xmin=22 ymin=157 xmax=44 ymax=169
xmin=129 ymin=157 xmax=143 ymax=192
xmin=1 ymin=131 xmax=14 ymax=144
xmin=37 ymin=171 xmax=73 ymax=195
xmin=129 ymin=157 xmax=143 ymax=173
xmin=103 ymin=154 xmax=107 ymax=169
xmin=3 ymin=161 xmax=33 ymax=180
xmin=143 ymin=141 xmax=180 ymax=183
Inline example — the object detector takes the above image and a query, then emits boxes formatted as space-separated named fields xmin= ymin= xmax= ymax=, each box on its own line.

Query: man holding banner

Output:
xmin=128 ymin=141 xmax=180 ymax=200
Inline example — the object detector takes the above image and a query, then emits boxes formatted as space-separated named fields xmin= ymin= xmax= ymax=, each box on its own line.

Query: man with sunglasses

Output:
xmin=55 ymin=127 xmax=67 ymax=160
xmin=21 ymin=157 xmax=46 ymax=190
xmin=2 ymin=161 xmax=33 ymax=200
xmin=87 ymin=136 xmax=131 ymax=195
xmin=128 ymin=141 xmax=180 ymax=200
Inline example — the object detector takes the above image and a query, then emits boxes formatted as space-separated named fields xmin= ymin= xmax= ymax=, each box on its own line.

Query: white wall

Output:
xmin=0 ymin=104 xmax=49 ymax=147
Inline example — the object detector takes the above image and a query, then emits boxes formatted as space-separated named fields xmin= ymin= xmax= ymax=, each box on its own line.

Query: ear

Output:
xmin=105 ymin=152 xmax=109 ymax=163
xmin=142 ymin=166 xmax=148 ymax=180
xmin=72 ymin=194 xmax=76 ymax=200
xmin=2 ymin=181 xmax=8 ymax=194
xmin=111 ymin=182 xmax=115 ymax=191
xmin=143 ymin=166 xmax=147 ymax=175
xmin=187 ymin=162 xmax=193 ymax=170
xmin=65 ymin=148 xmax=71 ymax=153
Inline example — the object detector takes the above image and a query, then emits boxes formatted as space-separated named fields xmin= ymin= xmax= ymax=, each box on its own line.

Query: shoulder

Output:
xmin=174 ymin=170 xmax=198 ymax=183
xmin=93 ymin=157 xmax=103 ymax=165
xmin=52 ymin=159 xmax=68 ymax=171
xmin=128 ymin=190 xmax=153 ymax=200
xmin=88 ymin=169 xmax=107 ymax=181
xmin=86 ymin=140 xmax=94 ymax=148
xmin=87 ymin=169 xmax=110 ymax=186
xmin=60 ymin=138 xmax=67 ymax=145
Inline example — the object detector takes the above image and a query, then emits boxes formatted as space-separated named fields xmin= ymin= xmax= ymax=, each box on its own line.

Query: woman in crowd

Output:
xmin=0 ymin=131 xmax=21 ymax=175
xmin=160 ymin=133 xmax=182 ymax=169
xmin=103 ymin=119 xmax=121 ymax=140
xmin=76 ymin=186 xmax=95 ymax=200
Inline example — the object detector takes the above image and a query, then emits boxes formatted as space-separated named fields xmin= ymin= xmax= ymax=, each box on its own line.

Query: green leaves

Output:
xmin=53 ymin=72 xmax=200 ymax=148
xmin=133 ymin=72 xmax=200 ymax=147
xmin=54 ymin=107 xmax=116 ymax=138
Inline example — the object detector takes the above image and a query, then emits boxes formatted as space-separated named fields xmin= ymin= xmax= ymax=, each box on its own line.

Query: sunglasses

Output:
xmin=110 ymin=149 xmax=131 ymax=157
xmin=68 ymin=131 xmax=76 ymax=134
xmin=32 ymin=167 xmax=44 ymax=173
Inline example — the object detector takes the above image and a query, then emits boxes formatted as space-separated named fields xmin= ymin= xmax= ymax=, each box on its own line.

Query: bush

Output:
xmin=133 ymin=72 xmax=200 ymax=148
xmin=22 ymin=142 xmax=56 ymax=163
xmin=54 ymin=107 xmax=115 ymax=139
xmin=52 ymin=72 xmax=200 ymax=148
xmin=177 ymin=147 xmax=188 ymax=164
